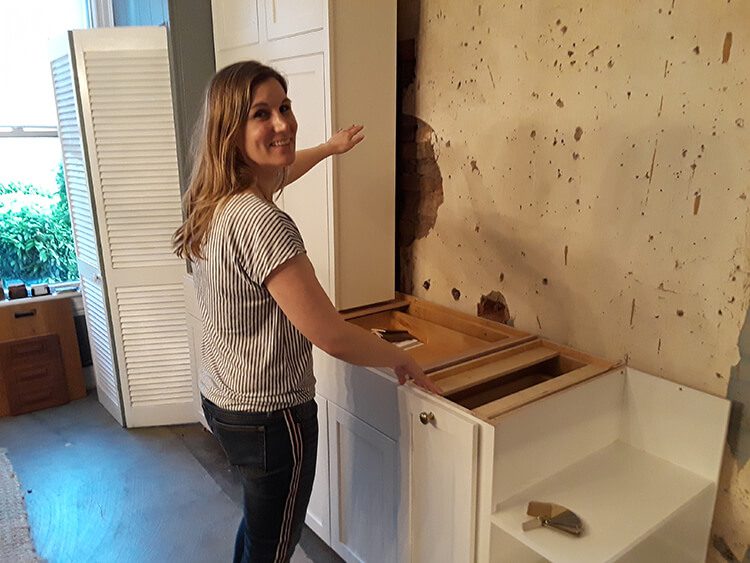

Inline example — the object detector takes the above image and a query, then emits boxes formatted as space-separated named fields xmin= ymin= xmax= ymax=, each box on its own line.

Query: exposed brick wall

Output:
xmin=396 ymin=39 xmax=444 ymax=295
xmin=395 ymin=39 xmax=417 ymax=292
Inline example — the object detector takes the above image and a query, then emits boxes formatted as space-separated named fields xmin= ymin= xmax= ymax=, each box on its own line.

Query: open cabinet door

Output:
xmin=50 ymin=27 xmax=196 ymax=427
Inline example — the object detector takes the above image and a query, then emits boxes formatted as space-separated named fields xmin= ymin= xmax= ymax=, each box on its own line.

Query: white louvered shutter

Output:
xmin=79 ymin=271 xmax=122 ymax=420
xmin=50 ymin=41 xmax=123 ymax=425
xmin=52 ymin=27 xmax=195 ymax=427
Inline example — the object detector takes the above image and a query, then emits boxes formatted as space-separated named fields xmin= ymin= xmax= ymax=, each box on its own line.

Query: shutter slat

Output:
xmin=115 ymin=284 xmax=192 ymax=407
xmin=80 ymin=277 xmax=120 ymax=406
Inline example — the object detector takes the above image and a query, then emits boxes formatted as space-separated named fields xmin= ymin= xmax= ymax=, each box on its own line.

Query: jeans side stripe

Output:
xmin=275 ymin=409 xmax=303 ymax=562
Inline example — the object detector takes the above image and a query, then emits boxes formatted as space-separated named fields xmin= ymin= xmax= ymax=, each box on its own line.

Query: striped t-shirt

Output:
xmin=193 ymin=191 xmax=315 ymax=412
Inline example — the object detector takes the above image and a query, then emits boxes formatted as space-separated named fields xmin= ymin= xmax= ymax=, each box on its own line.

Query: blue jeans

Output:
xmin=202 ymin=396 xmax=318 ymax=563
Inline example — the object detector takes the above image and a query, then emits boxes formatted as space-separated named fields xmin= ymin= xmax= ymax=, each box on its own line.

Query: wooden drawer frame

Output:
xmin=343 ymin=294 xmax=617 ymax=424
xmin=343 ymin=293 xmax=534 ymax=373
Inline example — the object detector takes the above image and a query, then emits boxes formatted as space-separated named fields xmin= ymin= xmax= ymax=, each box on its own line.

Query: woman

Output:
xmin=173 ymin=61 xmax=440 ymax=563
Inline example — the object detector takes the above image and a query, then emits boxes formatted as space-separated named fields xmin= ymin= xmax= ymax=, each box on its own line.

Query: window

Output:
xmin=0 ymin=1 xmax=90 ymax=290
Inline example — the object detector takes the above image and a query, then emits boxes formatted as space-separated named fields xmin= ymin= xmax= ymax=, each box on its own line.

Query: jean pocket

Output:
xmin=210 ymin=419 xmax=267 ymax=471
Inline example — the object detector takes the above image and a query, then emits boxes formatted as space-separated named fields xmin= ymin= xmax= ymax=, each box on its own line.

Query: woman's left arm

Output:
xmin=283 ymin=124 xmax=365 ymax=188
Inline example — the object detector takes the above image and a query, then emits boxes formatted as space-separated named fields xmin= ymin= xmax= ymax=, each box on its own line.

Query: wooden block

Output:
xmin=391 ymin=311 xmax=488 ymax=350
xmin=8 ymin=284 xmax=28 ymax=300
xmin=340 ymin=297 xmax=410 ymax=320
xmin=398 ymin=292 xmax=528 ymax=340
xmin=430 ymin=340 xmax=545 ymax=381
xmin=474 ymin=364 xmax=609 ymax=421
xmin=437 ymin=347 xmax=560 ymax=395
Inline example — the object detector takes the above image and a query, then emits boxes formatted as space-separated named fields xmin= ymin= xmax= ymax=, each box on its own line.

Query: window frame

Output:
xmin=0 ymin=0 xmax=111 ymax=290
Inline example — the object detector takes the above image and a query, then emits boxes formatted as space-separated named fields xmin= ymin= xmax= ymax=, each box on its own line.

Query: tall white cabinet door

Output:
xmin=273 ymin=54 xmax=332 ymax=297
xmin=327 ymin=0 xmax=396 ymax=311
xmin=210 ymin=1 xmax=396 ymax=312
xmin=305 ymin=394 xmax=331 ymax=543
xmin=399 ymin=388 xmax=479 ymax=563
xmin=328 ymin=403 xmax=398 ymax=563
xmin=50 ymin=38 xmax=123 ymax=424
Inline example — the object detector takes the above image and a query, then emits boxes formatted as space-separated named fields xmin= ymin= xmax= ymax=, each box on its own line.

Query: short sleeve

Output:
xmin=241 ymin=206 xmax=306 ymax=285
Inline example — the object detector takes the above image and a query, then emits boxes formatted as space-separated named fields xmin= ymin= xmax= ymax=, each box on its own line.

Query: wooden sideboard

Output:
xmin=0 ymin=294 xmax=85 ymax=416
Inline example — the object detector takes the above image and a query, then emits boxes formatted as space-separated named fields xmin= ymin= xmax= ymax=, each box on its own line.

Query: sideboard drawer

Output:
xmin=0 ymin=334 xmax=70 ymax=415
xmin=5 ymin=334 xmax=60 ymax=365
xmin=0 ymin=296 xmax=85 ymax=417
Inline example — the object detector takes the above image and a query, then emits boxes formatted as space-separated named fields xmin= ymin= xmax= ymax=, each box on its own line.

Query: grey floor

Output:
xmin=0 ymin=392 xmax=342 ymax=563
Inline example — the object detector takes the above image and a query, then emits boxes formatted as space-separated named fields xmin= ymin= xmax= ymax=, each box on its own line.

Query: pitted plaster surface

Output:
xmin=400 ymin=1 xmax=750 ymax=559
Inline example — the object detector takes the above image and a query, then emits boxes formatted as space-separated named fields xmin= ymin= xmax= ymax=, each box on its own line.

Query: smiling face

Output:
xmin=242 ymin=78 xmax=297 ymax=172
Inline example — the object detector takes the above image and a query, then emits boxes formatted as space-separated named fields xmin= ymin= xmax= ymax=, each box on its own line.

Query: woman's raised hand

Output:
xmin=326 ymin=124 xmax=365 ymax=155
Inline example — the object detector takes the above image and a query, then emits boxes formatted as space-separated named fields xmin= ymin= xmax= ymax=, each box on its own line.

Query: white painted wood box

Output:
xmin=485 ymin=367 xmax=729 ymax=562
xmin=314 ymin=296 xmax=730 ymax=563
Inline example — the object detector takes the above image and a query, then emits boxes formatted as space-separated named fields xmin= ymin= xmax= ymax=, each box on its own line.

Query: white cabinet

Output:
xmin=306 ymin=394 xmax=331 ymax=544
xmin=310 ymin=347 xmax=405 ymax=558
xmin=337 ymin=297 xmax=730 ymax=563
xmin=210 ymin=0 xmax=397 ymax=310
xmin=272 ymin=54 xmax=330 ymax=295
xmin=328 ymin=402 xmax=398 ymax=563
xmin=395 ymin=364 xmax=730 ymax=563
xmin=399 ymin=390 xmax=479 ymax=563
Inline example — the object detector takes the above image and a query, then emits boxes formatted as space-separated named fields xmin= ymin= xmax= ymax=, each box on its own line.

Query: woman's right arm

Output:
xmin=265 ymin=253 xmax=442 ymax=394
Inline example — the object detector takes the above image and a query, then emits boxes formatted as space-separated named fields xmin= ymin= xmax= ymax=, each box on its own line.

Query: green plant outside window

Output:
xmin=0 ymin=162 xmax=78 ymax=286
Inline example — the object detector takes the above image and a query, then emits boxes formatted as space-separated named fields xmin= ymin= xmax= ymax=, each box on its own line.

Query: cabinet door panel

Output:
xmin=329 ymin=403 xmax=397 ymax=563
xmin=305 ymin=394 xmax=331 ymax=543
xmin=273 ymin=54 xmax=332 ymax=297
xmin=212 ymin=0 xmax=259 ymax=52
xmin=400 ymin=388 xmax=479 ymax=563
xmin=264 ymin=0 xmax=324 ymax=40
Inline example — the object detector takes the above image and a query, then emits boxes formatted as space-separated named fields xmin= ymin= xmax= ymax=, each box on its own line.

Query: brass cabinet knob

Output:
xmin=419 ymin=411 xmax=435 ymax=425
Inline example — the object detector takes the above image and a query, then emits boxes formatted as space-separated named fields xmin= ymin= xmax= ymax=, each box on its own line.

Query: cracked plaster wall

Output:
xmin=398 ymin=1 xmax=750 ymax=560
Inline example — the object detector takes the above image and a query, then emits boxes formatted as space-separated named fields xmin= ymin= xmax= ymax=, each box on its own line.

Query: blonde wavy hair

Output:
xmin=172 ymin=61 xmax=288 ymax=261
